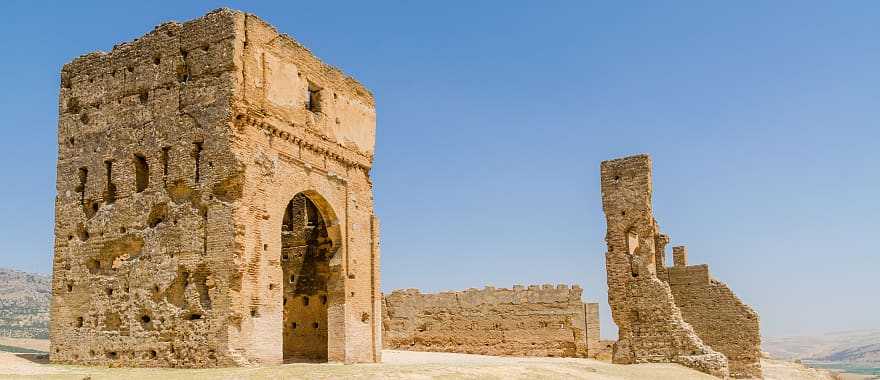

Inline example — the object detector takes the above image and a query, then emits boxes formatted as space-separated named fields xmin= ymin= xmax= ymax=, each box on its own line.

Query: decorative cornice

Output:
xmin=233 ymin=111 xmax=373 ymax=171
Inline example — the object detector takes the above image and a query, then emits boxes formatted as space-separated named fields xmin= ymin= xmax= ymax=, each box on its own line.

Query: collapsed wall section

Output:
xmin=600 ymin=155 xmax=728 ymax=378
xmin=382 ymin=285 xmax=601 ymax=358
xmin=668 ymin=261 xmax=763 ymax=378
xmin=600 ymin=154 xmax=763 ymax=379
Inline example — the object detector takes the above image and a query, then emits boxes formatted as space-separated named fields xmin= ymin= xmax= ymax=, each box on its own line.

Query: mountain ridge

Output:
xmin=0 ymin=268 xmax=50 ymax=339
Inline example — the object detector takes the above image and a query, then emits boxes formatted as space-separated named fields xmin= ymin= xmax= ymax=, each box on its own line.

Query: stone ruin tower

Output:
xmin=600 ymin=155 xmax=762 ymax=378
xmin=50 ymin=9 xmax=381 ymax=367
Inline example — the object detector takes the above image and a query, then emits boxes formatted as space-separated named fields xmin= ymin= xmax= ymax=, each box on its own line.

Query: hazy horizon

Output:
xmin=1 ymin=1 xmax=877 ymax=340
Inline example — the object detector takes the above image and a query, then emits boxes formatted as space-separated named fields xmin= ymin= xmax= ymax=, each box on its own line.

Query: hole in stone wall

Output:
xmin=292 ymin=322 xmax=297 ymax=329
xmin=105 ymin=288 xmax=113 ymax=297
xmin=177 ymin=50 xmax=190 ymax=83
xmin=303 ymin=296 xmax=309 ymax=306
xmin=289 ymin=274 xmax=295 ymax=283
xmin=86 ymin=258 xmax=101 ymax=274
xmin=149 ymin=350 xmax=157 ymax=359
xmin=139 ymin=90 xmax=149 ymax=104
xmin=626 ymin=229 xmax=639 ymax=256
xmin=104 ymin=160 xmax=117 ymax=204
xmin=320 ymin=295 xmax=327 ymax=305
xmin=361 ymin=312 xmax=369 ymax=323
xmin=165 ymin=268 xmax=188 ymax=307
xmin=66 ymin=283 xmax=73 ymax=292
xmin=283 ymin=297 xmax=287 ymax=305
xmin=187 ymin=313 xmax=202 ymax=320
xmin=250 ymin=307 xmax=258 ymax=317
xmin=75 ymin=317 xmax=83 ymax=328
xmin=76 ymin=223 xmax=89 ymax=241
xmin=161 ymin=146 xmax=170 ymax=185
xmin=67 ymin=97 xmax=80 ymax=114
xmin=263 ymin=244 xmax=268 ymax=251
xmin=282 ymin=254 xmax=289 ymax=261
xmin=119 ymin=227 xmax=126 ymax=234
xmin=80 ymin=112 xmax=90 ymax=125
xmin=312 ymin=322 xmax=319 ymax=329
xmin=193 ymin=142 xmax=203 ymax=183
xmin=153 ymin=56 xmax=161 ymax=65
xmin=307 ymin=82 xmax=323 ymax=113
xmin=106 ymin=351 xmax=118 ymax=360
xmin=134 ymin=154 xmax=149 ymax=192
xmin=147 ymin=203 xmax=168 ymax=228
xmin=141 ymin=315 xmax=151 ymax=324
xmin=83 ymin=200 xmax=99 ymax=219
xmin=76 ymin=168 xmax=88 ymax=205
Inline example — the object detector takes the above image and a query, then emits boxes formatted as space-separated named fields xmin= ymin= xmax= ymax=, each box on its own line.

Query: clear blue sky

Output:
xmin=1 ymin=1 xmax=877 ymax=339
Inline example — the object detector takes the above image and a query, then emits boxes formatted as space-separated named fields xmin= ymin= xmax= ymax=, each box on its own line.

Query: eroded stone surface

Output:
xmin=50 ymin=8 xmax=381 ymax=367
xmin=600 ymin=154 xmax=761 ymax=378
xmin=382 ymin=285 xmax=602 ymax=358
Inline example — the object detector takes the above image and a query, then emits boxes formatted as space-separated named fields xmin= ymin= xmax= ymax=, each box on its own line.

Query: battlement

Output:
xmin=667 ymin=264 xmax=710 ymax=286
xmin=383 ymin=284 xmax=600 ymax=358
xmin=386 ymin=283 xmax=583 ymax=306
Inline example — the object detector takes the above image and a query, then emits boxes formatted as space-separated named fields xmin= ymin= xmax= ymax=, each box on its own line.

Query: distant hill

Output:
xmin=0 ymin=268 xmax=50 ymax=339
xmin=764 ymin=330 xmax=880 ymax=363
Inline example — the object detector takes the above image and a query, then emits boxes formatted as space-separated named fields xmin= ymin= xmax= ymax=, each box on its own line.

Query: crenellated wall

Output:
xmin=382 ymin=285 xmax=601 ymax=358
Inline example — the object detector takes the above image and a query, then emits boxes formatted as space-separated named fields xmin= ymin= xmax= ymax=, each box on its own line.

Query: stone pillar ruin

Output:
xmin=49 ymin=9 xmax=381 ymax=367
xmin=673 ymin=246 xmax=688 ymax=267
xmin=600 ymin=154 xmax=762 ymax=378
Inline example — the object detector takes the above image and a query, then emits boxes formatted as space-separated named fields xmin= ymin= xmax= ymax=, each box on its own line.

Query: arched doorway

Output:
xmin=281 ymin=193 xmax=334 ymax=362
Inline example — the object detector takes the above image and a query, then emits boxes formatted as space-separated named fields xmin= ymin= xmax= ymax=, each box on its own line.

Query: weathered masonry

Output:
xmin=600 ymin=154 xmax=761 ymax=378
xmin=383 ymin=285 xmax=602 ymax=358
xmin=50 ymin=9 xmax=381 ymax=367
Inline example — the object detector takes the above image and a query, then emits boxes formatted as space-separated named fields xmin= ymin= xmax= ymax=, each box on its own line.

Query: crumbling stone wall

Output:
xmin=382 ymin=285 xmax=601 ymax=358
xmin=667 ymin=253 xmax=762 ymax=378
xmin=600 ymin=154 xmax=761 ymax=378
xmin=50 ymin=9 xmax=381 ymax=367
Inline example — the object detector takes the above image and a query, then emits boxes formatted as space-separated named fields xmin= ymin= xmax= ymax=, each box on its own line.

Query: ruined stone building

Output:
xmin=600 ymin=155 xmax=762 ymax=378
xmin=383 ymin=285 xmax=602 ymax=358
xmin=50 ymin=9 xmax=381 ymax=367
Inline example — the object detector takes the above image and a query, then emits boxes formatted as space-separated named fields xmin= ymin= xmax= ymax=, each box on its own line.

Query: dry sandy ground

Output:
xmin=0 ymin=339 xmax=843 ymax=380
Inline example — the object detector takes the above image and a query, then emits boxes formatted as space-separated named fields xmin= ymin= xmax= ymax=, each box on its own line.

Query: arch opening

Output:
xmin=281 ymin=193 xmax=333 ymax=362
